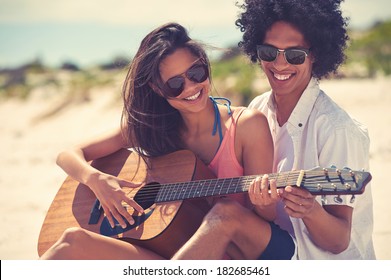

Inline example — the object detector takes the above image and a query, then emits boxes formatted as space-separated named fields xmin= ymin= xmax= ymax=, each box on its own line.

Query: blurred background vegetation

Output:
xmin=1 ymin=19 xmax=390 ymax=107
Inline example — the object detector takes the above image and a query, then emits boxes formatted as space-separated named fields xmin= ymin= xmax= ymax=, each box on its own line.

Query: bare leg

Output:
xmin=172 ymin=199 xmax=271 ymax=260
xmin=40 ymin=227 xmax=164 ymax=260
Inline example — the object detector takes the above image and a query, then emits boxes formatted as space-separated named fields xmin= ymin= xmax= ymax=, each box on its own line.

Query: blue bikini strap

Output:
xmin=209 ymin=96 xmax=232 ymax=144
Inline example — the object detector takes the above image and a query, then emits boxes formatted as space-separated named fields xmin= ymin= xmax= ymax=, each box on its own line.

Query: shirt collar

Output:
xmin=265 ymin=77 xmax=320 ymax=129
xmin=287 ymin=77 xmax=320 ymax=129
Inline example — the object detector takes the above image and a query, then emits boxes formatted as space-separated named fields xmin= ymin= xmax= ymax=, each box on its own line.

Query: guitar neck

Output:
xmin=155 ymin=168 xmax=369 ymax=203
xmin=156 ymin=174 xmax=290 ymax=202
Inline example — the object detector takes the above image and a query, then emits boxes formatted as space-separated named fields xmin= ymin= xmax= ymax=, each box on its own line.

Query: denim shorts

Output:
xmin=257 ymin=222 xmax=295 ymax=260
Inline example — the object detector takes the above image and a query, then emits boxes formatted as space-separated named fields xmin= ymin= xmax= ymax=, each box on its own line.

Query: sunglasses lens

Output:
xmin=187 ymin=64 xmax=209 ymax=83
xmin=285 ymin=50 xmax=306 ymax=65
xmin=165 ymin=76 xmax=184 ymax=97
xmin=257 ymin=45 xmax=277 ymax=62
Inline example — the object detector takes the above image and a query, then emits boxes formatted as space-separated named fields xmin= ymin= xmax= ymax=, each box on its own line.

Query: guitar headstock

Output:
xmin=299 ymin=167 xmax=372 ymax=195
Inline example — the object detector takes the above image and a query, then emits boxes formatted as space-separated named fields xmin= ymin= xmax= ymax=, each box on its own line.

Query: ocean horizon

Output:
xmin=0 ymin=22 xmax=242 ymax=68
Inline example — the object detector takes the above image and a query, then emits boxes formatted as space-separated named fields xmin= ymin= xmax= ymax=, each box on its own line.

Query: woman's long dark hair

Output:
xmin=121 ymin=22 xmax=210 ymax=158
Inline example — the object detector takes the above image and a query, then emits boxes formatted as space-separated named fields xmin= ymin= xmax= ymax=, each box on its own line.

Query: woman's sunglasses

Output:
xmin=256 ymin=45 xmax=310 ymax=65
xmin=163 ymin=62 xmax=209 ymax=98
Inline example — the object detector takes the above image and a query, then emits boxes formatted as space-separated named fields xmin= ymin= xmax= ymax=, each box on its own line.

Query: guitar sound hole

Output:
xmin=133 ymin=182 xmax=160 ymax=209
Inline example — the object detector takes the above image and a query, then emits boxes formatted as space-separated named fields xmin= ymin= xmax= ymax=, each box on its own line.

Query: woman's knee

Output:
xmin=40 ymin=227 xmax=89 ymax=259
xmin=59 ymin=227 xmax=90 ymax=246
xmin=206 ymin=199 xmax=247 ymax=226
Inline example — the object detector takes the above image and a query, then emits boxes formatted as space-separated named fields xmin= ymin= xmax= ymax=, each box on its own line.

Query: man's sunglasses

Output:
xmin=256 ymin=45 xmax=310 ymax=65
xmin=163 ymin=62 xmax=209 ymax=98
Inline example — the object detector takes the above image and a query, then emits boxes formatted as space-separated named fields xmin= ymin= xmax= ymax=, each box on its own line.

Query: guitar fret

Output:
xmin=170 ymin=183 xmax=179 ymax=201
xmin=230 ymin=178 xmax=238 ymax=194
xmin=189 ymin=181 xmax=198 ymax=198
xmin=161 ymin=183 xmax=169 ymax=202
xmin=232 ymin=177 xmax=242 ymax=194
xmin=179 ymin=182 xmax=187 ymax=200
xmin=189 ymin=181 xmax=196 ymax=198
xmin=221 ymin=178 xmax=229 ymax=195
xmin=211 ymin=179 xmax=220 ymax=196
xmin=236 ymin=177 xmax=244 ymax=193
xmin=226 ymin=178 xmax=234 ymax=194
xmin=242 ymin=176 xmax=251 ymax=191
xmin=156 ymin=184 xmax=168 ymax=202
xmin=184 ymin=181 xmax=192 ymax=199
xmin=195 ymin=180 xmax=206 ymax=198
xmin=199 ymin=180 xmax=207 ymax=197
xmin=205 ymin=178 xmax=214 ymax=197
xmin=188 ymin=181 xmax=195 ymax=198
xmin=216 ymin=180 xmax=223 ymax=195
xmin=239 ymin=176 xmax=251 ymax=192
xmin=285 ymin=172 xmax=289 ymax=188
xmin=155 ymin=183 xmax=165 ymax=202
xmin=274 ymin=173 xmax=279 ymax=187
xmin=167 ymin=183 xmax=176 ymax=201
xmin=203 ymin=179 xmax=211 ymax=197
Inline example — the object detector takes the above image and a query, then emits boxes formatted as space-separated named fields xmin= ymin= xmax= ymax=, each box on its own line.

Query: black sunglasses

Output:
xmin=163 ymin=62 xmax=209 ymax=98
xmin=256 ymin=45 xmax=310 ymax=65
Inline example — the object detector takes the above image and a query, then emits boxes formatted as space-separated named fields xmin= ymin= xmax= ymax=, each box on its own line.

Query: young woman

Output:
xmin=236 ymin=0 xmax=375 ymax=259
xmin=40 ymin=22 xmax=295 ymax=260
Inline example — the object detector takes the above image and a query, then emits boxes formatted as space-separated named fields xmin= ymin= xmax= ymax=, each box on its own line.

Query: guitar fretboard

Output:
xmin=155 ymin=172 xmax=301 ymax=203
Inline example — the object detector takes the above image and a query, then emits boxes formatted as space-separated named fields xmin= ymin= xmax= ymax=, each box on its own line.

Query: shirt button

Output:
xmin=298 ymin=123 xmax=303 ymax=127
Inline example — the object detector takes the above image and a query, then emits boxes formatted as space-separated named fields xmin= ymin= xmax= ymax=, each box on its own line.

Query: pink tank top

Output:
xmin=208 ymin=107 xmax=246 ymax=206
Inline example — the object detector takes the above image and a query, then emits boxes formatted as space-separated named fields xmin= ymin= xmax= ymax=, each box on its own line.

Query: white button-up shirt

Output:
xmin=249 ymin=78 xmax=375 ymax=259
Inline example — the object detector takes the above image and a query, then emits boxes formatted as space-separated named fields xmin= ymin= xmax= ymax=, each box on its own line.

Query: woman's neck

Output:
xmin=180 ymin=99 xmax=215 ymax=137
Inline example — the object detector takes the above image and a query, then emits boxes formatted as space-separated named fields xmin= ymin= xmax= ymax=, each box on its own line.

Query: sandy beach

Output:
xmin=0 ymin=77 xmax=390 ymax=260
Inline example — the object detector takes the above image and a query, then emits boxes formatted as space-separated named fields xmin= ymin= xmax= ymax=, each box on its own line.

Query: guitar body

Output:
xmin=38 ymin=149 xmax=215 ymax=258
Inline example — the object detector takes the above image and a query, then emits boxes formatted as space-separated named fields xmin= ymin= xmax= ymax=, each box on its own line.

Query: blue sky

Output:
xmin=1 ymin=0 xmax=391 ymax=68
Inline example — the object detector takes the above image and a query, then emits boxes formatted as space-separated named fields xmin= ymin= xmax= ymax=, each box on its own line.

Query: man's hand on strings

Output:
xmin=249 ymin=174 xmax=281 ymax=207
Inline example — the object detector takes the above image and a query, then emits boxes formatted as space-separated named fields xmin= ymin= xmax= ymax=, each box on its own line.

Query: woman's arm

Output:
xmin=237 ymin=109 xmax=279 ymax=221
xmin=56 ymin=127 xmax=143 ymax=228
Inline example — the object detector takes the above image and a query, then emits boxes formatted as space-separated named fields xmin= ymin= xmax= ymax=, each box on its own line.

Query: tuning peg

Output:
xmin=350 ymin=195 xmax=356 ymax=204
xmin=321 ymin=195 xmax=327 ymax=205
xmin=317 ymin=184 xmax=323 ymax=191
xmin=334 ymin=195 xmax=343 ymax=204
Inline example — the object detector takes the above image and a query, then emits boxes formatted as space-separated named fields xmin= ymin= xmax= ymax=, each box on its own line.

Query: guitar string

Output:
xmin=127 ymin=171 xmax=356 ymax=198
xmin=125 ymin=172 xmax=359 ymax=204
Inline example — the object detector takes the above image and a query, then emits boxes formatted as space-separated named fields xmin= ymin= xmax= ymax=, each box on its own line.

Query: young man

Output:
xmin=236 ymin=0 xmax=375 ymax=259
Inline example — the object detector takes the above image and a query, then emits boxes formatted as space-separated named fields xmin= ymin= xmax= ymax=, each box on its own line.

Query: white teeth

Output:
xmin=185 ymin=91 xmax=201 ymax=101
xmin=274 ymin=73 xmax=291 ymax=80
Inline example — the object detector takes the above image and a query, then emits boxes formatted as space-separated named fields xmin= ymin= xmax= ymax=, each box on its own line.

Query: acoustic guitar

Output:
xmin=37 ymin=148 xmax=371 ymax=258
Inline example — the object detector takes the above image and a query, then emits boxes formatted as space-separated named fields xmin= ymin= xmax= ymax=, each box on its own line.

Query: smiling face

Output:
xmin=159 ymin=47 xmax=210 ymax=114
xmin=261 ymin=21 xmax=314 ymax=103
